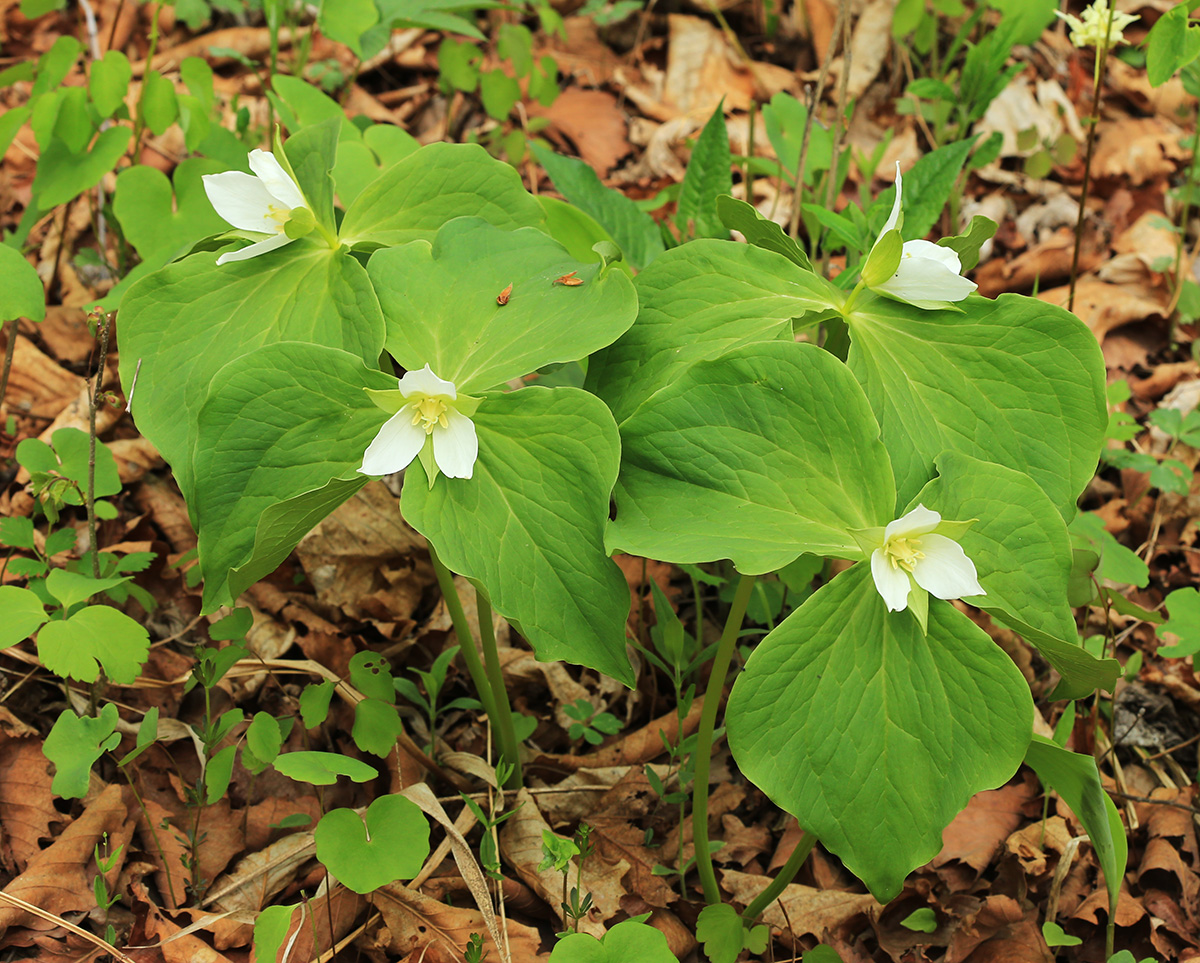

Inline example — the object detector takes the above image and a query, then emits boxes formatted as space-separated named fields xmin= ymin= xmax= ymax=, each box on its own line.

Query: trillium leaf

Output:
xmin=609 ymin=341 xmax=895 ymax=574
xmin=119 ymin=246 xmax=385 ymax=508
xmin=844 ymin=291 xmax=1106 ymax=518
xmin=193 ymin=342 xmax=397 ymax=611
xmin=339 ymin=142 xmax=544 ymax=248
xmin=37 ymin=605 xmax=150 ymax=684
xmin=283 ymin=117 xmax=338 ymax=234
xmin=912 ymin=451 xmax=1119 ymax=699
xmin=401 ymin=386 xmax=632 ymax=683
xmin=0 ymin=245 xmax=46 ymax=323
xmin=368 ymin=218 xmax=638 ymax=393
xmin=586 ymin=240 xmax=843 ymax=424
xmin=727 ymin=563 xmax=1033 ymax=900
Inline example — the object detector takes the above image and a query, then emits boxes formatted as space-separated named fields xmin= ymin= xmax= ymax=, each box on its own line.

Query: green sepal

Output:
xmin=365 ymin=387 xmax=405 ymax=414
xmin=861 ymin=229 xmax=902 ymax=288
xmin=417 ymin=442 xmax=439 ymax=488
xmin=908 ymin=584 xmax=929 ymax=634
xmin=284 ymin=206 xmax=316 ymax=239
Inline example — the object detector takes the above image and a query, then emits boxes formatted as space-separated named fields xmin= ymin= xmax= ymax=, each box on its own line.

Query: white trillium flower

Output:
xmin=868 ymin=504 xmax=985 ymax=615
xmin=1055 ymin=1 xmax=1138 ymax=50
xmin=867 ymin=163 xmax=977 ymax=306
xmin=359 ymin=365 xmax=478 ymax=480
xmin=202 ymin=149 xmax=313 ymax=265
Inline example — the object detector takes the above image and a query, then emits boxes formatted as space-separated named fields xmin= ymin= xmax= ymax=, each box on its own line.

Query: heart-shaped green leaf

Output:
xmin=402 ymin=386 xmax=632 ymax=683
xmin=549 ymin=919 xmax=679 ymax=962
xmin=31 ymin=126 xmax=132 ymax=209
xmin=314 ymin=794 xmax=430 ymax=893
xmin=44 ymin=704 xmax=120 ymax=799
xmin=0 ymin=245 xmax=46 ymax=322
xmin=610 ymin=341 xmax=895 ymax=574
xmin=727 ymin=562 xmax=1033 ymax=900
xmin=368 ymin=218 xmax=637 ymax=393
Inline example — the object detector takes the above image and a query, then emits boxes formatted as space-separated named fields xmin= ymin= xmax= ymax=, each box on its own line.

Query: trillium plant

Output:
xmin=116 ymin=110 xmax=1120 ymax=929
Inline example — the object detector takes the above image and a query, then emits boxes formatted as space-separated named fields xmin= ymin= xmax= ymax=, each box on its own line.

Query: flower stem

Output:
xmin=693 ymin=572 xmax=756 ymax=905
xmin=741 ymin=831 xmax=816 ymax=923
xmin=428 ymin=545 xmax=501 ymax=744
xmin=1166 ymin=96 xmax=1200 ymax=330
xmin=476 ymin=591 xmax=523 ymax=788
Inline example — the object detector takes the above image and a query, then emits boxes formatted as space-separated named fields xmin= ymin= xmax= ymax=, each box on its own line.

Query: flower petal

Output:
xmin=884 ymin=504 xmax=942 ymax=540
xmin=432 ymin=409 xmax=478 ymax=479
xmin=214 ymin=232 xmax=295 ymax=265
xmin=202 ymin=171 xmax=280 ymax=232
xmin=399 ymin=364 xmax=457 ymax=400
xmin=871 ymin=548 xmax=912 ymax=612
xmin=902 ymin=238 xmax=963 ymax=272
xmin=879 ymin=162 xmax=903 ymax=237
xmin=910 ymin=533 xmax=986 ymax=601
xmin=247 ymin=149 xmax=308 ymax=211
xmin=359 ymin=408 xmax=426 ymax=475
xmin=874 ymin=252 xmax=977 ymax=303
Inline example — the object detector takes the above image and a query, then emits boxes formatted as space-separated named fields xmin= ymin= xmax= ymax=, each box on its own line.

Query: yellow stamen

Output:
xmin=410 ymin=396 xmax=449 ymax=434
xmin=885 ymin=536 xmax=924 ymax=573
xmin=266 ymin=204 xmax=291 ymax=231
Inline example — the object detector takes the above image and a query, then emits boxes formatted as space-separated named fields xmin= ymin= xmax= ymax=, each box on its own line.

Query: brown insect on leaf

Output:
xmin=496 ymin=283 xmax=513 ymax=306
xmin=554 ymin=271 xmax=584 ymax=286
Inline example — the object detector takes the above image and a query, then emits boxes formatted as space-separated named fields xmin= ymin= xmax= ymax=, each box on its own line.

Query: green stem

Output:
xmin=476 ymin=591 xmax=522 ymax=787
xmin=428 ymin=546 xmax=504 ymax=761
xmin=741 ymin=831 xmax=816 ymax=923
xmin=693 ymin=572 xmax=756 ymax=905
xmin=1167 ymin=97 xmax=1200 ymax=331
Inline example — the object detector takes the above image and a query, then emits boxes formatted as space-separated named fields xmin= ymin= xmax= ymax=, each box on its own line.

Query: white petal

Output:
xmin=432 ymin=409 xmax=478 ymax=479
xmin=902 ymin=238 xmax=962 ymax=272
xmin=248 ymin=149 xmax=308 ymax=211
xmin=359 ymin=408 xmax=426 ymax=475
xmin=202 ymin=171 xmax=280 ymax=232
xmin=871 ymin=548 xmax=913 ymax=612
xmin=214 ymin=232 xmax=295 ymax=265
xmin=399 ymin=364 xmax=457 ymax=400
xmin=879 ymin=161 xmax=904 ymax=239
xmin=874 ymin=254 xmax=977 ymax=303
xmin=884 ymin=504 xmax=942 ymax=541
xmin=911 ymin=534 xmax=986 ymax=601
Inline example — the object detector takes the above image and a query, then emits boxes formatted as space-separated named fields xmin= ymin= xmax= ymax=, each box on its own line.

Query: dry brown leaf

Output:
xmin=590 ymin=819 xmax=675 ymax=909
xmin=499 ymin=788 xmax=629 ymax=937
xmin=0 ymin=739 xmax=61 ymax=873
xmin=0 ymin=784 xmax=133 ymax=935
xmin=108 ymin=437 xmax=164 ymax=485
xmin=0 ymin=335 xmax=80 ymax=418
xmin=208 ymin=830 xmax=316 ymax=914
xmin=1005 ymin=816 xmax=1073 ymax=876
xmin=535 ymin=16 xmax=622 ymax=88
xmin=374 ymin=884 xmax=542 ymax=961
xmin=1091 ymin=116 xmax=1189 ymax=185
xmin=720 ymin=869 xmax=880 ymax=942
xmin=1039 ymin=278 xmax=1167 ymax=341
xmin=529 ymin=89 xmax=630 ymax=176
xmin=933 ymin=777 xmax=1038 ymax=873
xmin=845 ymin=0 xmax=894 ymax=100
xmin=135 ymin=894 xmax=239 ymax=963
xmin=135 ymin=797 xmax=244 ymax=910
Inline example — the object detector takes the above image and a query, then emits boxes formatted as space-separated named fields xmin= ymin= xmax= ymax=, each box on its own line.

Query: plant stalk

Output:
xmin=0 ymin=320 xmax=16 ymax=414
xmin=741 ymin=831 xmax=816 ymax=923
xmin=1166 ymin=96 xmax=1200 ymax=326
xmin=87 ymin=313 xmax=111 ymax=579
xmin=693 ymin=572 xmax=756 ymax=904
xmin=476 ymin=591 xmax=523 ymax=787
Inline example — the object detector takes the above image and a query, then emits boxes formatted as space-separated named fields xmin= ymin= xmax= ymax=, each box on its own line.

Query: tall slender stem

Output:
xmin=87 ymin=314 xmax=111 ymax=579
xmin=693 ymin=572 xmax=756 ymax=905
xmin=0 ymin=320 xmax=16 ymax=415
xmin=476 ymin=592 xmax=522 ymax=787
xmin=742 ymin=831 xmax=816 ymax=923
xmin=1166 ymin=97 xmax=1200 ymax=326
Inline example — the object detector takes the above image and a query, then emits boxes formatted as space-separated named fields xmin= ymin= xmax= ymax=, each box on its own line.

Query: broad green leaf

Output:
xmin=246 ymin=712 xmax=285 ymax=764
xmin=761 ymin=91 xmax=833 ymax=186
xmin=88 ymin=50 xmax=131 ymax=118
xmin=550 ymin=919 xmax=679 ymax=962
xmin=282 ymin=116 xmax=339 ymax=233
xmin=352 ymin=698 xmax=403 ymax=756
xmin=332 ymin=126 xmax=419 ymax=208
xmin=727 ymin=563 xmax=1033 ymax=900
xmin=33 ymin=35 xmax=80 ymax=97
xmin=0 ymin=107 xmax=31 ymax=158
xmin=587 ymin=240 xmax=842 ymax=424
xmin=402 ymin=386 xmax=632 ymax=683
xmin=192 ymin=342 xmax=395 ymax=610
xmin=274 ymin=750 xmax=377 ymax=785
xmin=1146 ymin=1 xmax=1200 ymax=87
xmin=317 ymin=0 xmax=379 ymax=56
xmin=610 ymin=341 xmax=894 ymax=574
xmin=532 ymin=142 xmax=664 ymax=271
xmin=937 ymin=214 xmax=996 ymax=272
xmin=676 ymin=104 xmax=732 ymax=240
xmin=0 ymin=586 xmax=48 ymax=648
xmin=985 ymin=0 xmax=1057 ymax=46
xmin=369 ymin=218 xmax=637 ymax=392
xmin=0 ymin=245 xmax=46 ymax=322
xmin=37 ymin=428 xmax=121 ymax=499
xmin=695 ymin=903 xmax=750 ymax=963
xmin=253 ymin=904 xmax=298 ymax=963
xmin=31 ymin=127 xmax=132 ymax=209
xmin=900 ymin=908 xmax=938 ymax=933
xmin=1156 ymin=587 xmax=1200 ymax=658
xmin=205 ymin=743 xmax=237 ymax=804
xmin=37 ymin=605 xmax=150 ymax=683
xmin=912 ymin=451 xmax=1119 ymax=699
xmin=538 ymin=195 xmax=624 ymax=266
xmin=44 ymin=704 xmax=120 ymax=799
xmin=140 ymin=70 xmax=177 ymax=136
xmin=715 ymin=195 xmax=813 ymax=271
xmin=1069 ymin=512 xmax=1150 ymax=589
xmin=845 ymin=291 xmax=1106 ymax=518
xmin=349 ymin=651 xmax=395 ymax=700
xmin=480 ymin=69 xmax=520 ymax=120
xmin=340 ymin=142 xmax=544 ymax=248
xmin=118 ymin=246 xmax=384 ymax=506
xmin=1025 ymin=736 xmax=1126 ymax=914
xmin=45 ymin=570 xmax=131 ymax=611
xmin=300 ymin=680 xmax=336 ymax=728
xmin=271 ymin=76 xmax=350 ymax=138
xmin=314 ymin=795 xmax=430 ymax=893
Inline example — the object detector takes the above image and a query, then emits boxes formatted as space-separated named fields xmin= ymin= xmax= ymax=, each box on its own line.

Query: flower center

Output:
xmin=266 ymin=204 xmax=292 ymax=232
xmin=884 ymin=536 xmax=924 ymax=573
xmin=410 ymin=396 xmax=449 ymax=434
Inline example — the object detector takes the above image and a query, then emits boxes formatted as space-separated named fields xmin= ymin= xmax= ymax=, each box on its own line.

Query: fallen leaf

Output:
xmin=933 ymin=777 xmax=1039 ymax=874
xmin=720 ymin=869 xmax=880 ymax=943
xmin=0 ymin=738 xmax=61 ymax=872
xmin=375 ymin=883 xmax=543 ymax=960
